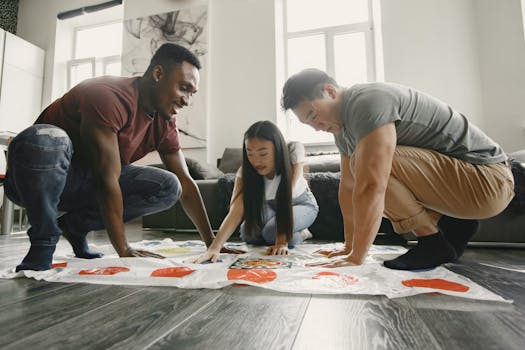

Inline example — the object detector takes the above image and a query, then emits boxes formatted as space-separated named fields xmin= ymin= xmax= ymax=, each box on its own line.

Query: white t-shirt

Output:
xmin=237 ymin=141 xmax=308 ymax=200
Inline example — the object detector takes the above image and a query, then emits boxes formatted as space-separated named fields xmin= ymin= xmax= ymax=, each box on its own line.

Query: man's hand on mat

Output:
xmin=314 ymin=245 xmax=352 ymax=258
xmin=266 ymin=244 xmax=289 ymax=255
xmin=306 ymin=256 xmax=360 ymax=268
xmin=192 ymin=249 xmax=221 ymax=264
xmin=121 ymin=248 xmax=165 ymax=259
xmin=219 ymin=247 xmax=247 ymax=254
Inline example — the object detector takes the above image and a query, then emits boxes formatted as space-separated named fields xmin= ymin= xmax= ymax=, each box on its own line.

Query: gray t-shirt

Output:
xmin=334 ymin=82 xmax=506 ymax=164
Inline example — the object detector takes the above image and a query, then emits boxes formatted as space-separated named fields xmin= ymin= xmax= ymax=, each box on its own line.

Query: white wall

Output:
xmin=123 ymin=0 xmax=208 ymax=163
xmin=16 ymin=0 xmax=278 ymax=164
xmin=17 ymin=0 xmax=107 ymax=108
xmin=0 ymin=32 xmax=45 ymax=133
xmin=207 ymin=0 xmax=278 ymax=162
xmin=125 ymin=0 xmax=278 ymax=163
xmin=15 ymin=0 xmax=525 ymax=164
xmin=380 ymin=0 xmax=485 ymax=128
xmin=474 ymin=0 xmax=525 ymax=153
xmin=381 ymin=0 xmax=525 ymax=152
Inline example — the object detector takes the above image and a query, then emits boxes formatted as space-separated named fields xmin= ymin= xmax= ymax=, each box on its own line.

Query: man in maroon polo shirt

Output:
xmin=5 ymin=43 xmax=237 ymax=271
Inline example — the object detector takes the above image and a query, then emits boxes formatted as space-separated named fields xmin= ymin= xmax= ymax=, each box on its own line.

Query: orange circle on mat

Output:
xmin=151 ymin=267 xmax=195 ymax=278
xmin=402 ymin=278 xmax=469 ymax=292
xmin=227 ymin=269 xmax=277 ymax=284
xmin=52 ymin=262 xmax=67 ymax=268
xmin=79 ymin=266 xmax=130 ymax=275
xmin=312 ymin=271 xmax=358 ymax=286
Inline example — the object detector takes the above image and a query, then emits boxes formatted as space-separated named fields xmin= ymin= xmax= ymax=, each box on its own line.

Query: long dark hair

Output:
xmin=241 ymin=121 xmax=293 ymax=241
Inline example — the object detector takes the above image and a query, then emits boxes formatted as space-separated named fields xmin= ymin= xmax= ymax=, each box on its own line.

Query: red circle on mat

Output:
xmin=227 ymin=269 xmax=277 ymax=284
xmin=312 ymin=271 xmax=358 ymax=286
xmin=402 ymin=278 xmax=469 ymax=292
xmin=52 ymin=262 xmax=67 ymax=268
xmin=79 ymin=266 xmax=130 ymax=275
xmin=150 ymin=267 xmax=195 ymax=278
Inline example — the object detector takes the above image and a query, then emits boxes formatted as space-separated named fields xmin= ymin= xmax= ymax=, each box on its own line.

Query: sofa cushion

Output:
xmin=148 ymin=158 xmax=224 ymax=180
xmin=218 ymin=148 xmax=243 ymax=173
xmin=509 ymin=160 xmax=525 ymax=211
xmin=510 ymin=150 xmax=525 ymax=162
xmin=305 ymin=153 xmax=340 ymax=172
xmin=507 ymin=150 xmax=525 ymax=211
xmin=306 ymin=172 xmax=344 ymax=240
xmin=185 ymin=157 xmax=224 ymax=180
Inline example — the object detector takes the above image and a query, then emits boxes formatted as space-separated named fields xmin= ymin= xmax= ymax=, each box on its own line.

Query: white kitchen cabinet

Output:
xmin=0 ymin=29 xmax=45 ymax=235
xmin=0 ymin=29 xmax=45 ymax=133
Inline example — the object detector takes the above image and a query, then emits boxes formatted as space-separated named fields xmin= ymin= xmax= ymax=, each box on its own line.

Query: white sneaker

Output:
xmin=300 ymin=228 xmax=313 ymax=241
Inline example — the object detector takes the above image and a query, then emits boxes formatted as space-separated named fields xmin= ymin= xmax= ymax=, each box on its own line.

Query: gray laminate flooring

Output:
xmin=0 ymin=220 xmax=524 ymax=350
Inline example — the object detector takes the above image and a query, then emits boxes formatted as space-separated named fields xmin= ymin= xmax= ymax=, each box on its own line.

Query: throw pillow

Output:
xmin=218 ymin=148 xmax=243 ymax=173
xmin=305 ymin=154 xmax=340 ymax=172
xmin=185 ymin=157 xmax=224 ymax=180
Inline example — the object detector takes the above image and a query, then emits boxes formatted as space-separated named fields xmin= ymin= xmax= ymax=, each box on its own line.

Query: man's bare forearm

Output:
xmin=339 ymin=185 xmax=354 ymax=249
xmin=350 ymin=186 xmax=385 ymax=263
xmin=179 ymin=181 xmax=215 ymax=246
xmin=95 ymin=183 xmax=129 ymax=255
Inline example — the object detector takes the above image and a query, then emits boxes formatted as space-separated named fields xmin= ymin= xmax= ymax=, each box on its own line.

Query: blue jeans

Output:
xmin=240 ymin=189 xmax=319 ymax=248
xmin=5 ymin=124 xmax=181 ymax=248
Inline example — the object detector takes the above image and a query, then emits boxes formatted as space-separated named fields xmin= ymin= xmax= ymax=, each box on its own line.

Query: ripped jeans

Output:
xmin=239 ymin=189 xmax=319 ymax=248
xmin=5 ymin=124 xmax=181 ymax=247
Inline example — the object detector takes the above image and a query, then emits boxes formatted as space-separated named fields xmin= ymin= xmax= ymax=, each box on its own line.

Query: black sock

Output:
xmin=438 ymin=215 xmax=479 ymax=258
xmin=58 ymin=216 xmax=103 ymax=259
xmin=383 ymin=231 xmax=457 ymax=270
xmin=16 ymin=244 xmax=56 ymax=271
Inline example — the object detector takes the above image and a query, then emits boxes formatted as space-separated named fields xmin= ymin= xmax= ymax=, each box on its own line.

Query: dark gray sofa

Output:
xmin=143 ymin=148 xmax=525 ymax=245
xmin=471 ymin=150 xmax=525 ymax=245
xmin=143 ymin=147 xmax=354 ymax=241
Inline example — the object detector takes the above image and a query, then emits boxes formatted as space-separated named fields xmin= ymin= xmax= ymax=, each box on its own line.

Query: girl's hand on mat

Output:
xmin=123 ymin=248 xmax=166 ymax=259
xmin=220 ymin=247 xmax=247 ymax=254
xmin=193 ymin=250 xmax=221 ymax=264
xmin=266 ymin=244 xmax=289 ymax=255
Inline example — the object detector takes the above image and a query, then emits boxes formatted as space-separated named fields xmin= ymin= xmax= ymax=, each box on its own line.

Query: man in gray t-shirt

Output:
xmin=281 ymin=69 xmax=514 ymax=270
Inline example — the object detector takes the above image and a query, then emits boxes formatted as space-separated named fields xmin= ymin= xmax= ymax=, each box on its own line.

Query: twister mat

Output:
xmin=0 ymin=240 xmax=508 ymax=302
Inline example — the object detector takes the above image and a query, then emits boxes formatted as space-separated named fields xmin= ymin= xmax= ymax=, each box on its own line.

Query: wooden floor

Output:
xmin=1 ymin=220 xmax=524 ymax=350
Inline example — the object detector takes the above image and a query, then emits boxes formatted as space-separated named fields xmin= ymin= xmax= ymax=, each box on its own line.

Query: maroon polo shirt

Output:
xmin=35 ymin=76 xmax=181 ymax=165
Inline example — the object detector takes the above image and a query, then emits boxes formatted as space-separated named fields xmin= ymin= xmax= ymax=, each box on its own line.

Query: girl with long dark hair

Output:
xmin=194 ymin=120 xmax=319 ymax=262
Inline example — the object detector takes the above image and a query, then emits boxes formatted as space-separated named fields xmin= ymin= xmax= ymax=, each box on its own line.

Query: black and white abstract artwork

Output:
xmin=122 ymin=6 xmax=208 ymax=148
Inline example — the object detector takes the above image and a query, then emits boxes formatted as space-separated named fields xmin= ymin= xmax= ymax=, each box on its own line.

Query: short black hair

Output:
xmin=281 ymin=68 xmax=338 ymax=111
xmin=146 ymin=43 xmax=201 ymax=74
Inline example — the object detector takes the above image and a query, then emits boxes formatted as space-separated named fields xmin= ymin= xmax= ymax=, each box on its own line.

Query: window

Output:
xmin=280 ymin=0 xmax=378 ymax=144
xmin=67 ymin=21 xmax=123 ymax=89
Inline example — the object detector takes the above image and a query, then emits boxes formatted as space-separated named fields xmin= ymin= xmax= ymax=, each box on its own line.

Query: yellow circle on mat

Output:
xmin=156 ymin=247 xmax=192 ymax=254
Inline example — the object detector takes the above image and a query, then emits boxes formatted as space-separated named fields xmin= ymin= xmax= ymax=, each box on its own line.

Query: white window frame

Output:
xmin=100 ymin=54 xmax=122 ymax=75
xmin=66 ymin=20 xmax=122 ymax=89
xmin=281 ymin=0 xmax=377 ymax=145
xmin=67 ymin=57 xmax=95 ymax=89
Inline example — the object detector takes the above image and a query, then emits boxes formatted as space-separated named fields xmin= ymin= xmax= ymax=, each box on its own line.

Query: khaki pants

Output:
xmin=350 ymin=146 xmax=515 ymax=233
